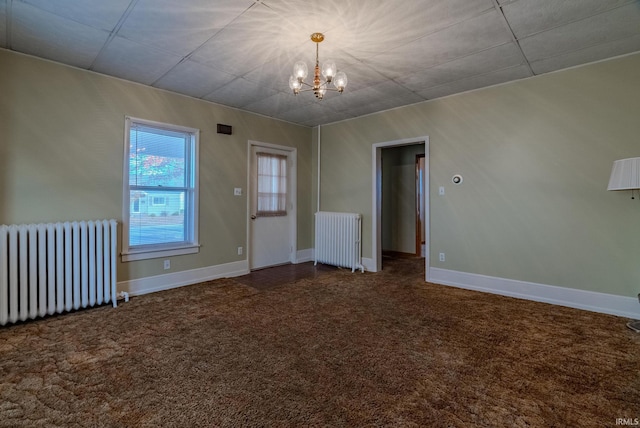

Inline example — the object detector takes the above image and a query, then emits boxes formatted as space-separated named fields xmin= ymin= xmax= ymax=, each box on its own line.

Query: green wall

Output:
xmin=3 ymin=47 xmax=640 ymax=299
xmin=318 ymin=53 xmax=640 ymax=298
xmin=0 ymin=49 xmax=313 ymax=283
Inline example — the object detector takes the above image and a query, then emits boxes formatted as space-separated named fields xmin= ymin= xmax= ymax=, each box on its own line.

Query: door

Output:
xmin=249 ymin=145 xmax=294 ymax=270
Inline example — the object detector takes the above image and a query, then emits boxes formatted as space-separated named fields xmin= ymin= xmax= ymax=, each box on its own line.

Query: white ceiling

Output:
xmin=2 ymin=0 xmax=639 ymax=127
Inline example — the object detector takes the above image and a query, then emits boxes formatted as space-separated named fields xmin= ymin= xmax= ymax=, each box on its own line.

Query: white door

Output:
xmin=249 ymin=145 xmax=294 ymax=270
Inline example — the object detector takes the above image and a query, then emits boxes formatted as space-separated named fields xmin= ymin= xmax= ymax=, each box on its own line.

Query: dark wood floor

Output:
xmin=234 ymin=262 xmax=337 ymax=291
xmin=235 ymin=252 xmax=425 ymax=291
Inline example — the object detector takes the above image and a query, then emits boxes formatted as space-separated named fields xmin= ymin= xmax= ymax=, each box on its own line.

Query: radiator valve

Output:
xmin=118 ymin=291 xmax=130 ymax=303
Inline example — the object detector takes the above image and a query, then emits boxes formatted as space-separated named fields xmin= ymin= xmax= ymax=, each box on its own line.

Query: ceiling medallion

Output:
xmin=289 ymin=33 xmax=347 ymax=99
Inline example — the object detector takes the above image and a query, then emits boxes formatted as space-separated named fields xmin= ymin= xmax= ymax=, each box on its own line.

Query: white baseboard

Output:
xmin=361 ymin=257 xmax=375 ymax=272
xmin=118 ymin=260 xmax=249 ymax=297
xmin=428 ymin=267 xmax=640 ymax=319
xmin=299 ymin=248 xmax=373 ymax=273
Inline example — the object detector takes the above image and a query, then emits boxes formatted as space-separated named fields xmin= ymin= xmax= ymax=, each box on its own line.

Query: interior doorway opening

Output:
xmin=372 ymin=137 xmax=429 ymax=281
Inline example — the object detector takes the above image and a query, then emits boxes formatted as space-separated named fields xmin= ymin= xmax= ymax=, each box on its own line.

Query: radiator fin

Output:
xmin=0 ymin=220 xmax=118 ymax=326
xmin=314 ymin=212 xmax=364 ymax=273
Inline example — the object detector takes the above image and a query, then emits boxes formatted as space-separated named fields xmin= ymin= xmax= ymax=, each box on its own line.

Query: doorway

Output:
xmin=248 ymin=141 xmax=297 ymax=270
xmin=372 ymin=137 xmax=429 ymax=280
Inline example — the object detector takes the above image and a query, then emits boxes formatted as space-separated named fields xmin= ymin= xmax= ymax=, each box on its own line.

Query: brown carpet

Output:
xmin=1 ymin=257 xmax=639 ymax=427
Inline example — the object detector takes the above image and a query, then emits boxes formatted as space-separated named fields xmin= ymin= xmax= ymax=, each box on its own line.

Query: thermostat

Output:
xmin=452 ymin=174 xmax=463 ymax=185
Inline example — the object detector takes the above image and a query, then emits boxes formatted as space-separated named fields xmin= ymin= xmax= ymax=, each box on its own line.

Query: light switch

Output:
xmin=234 ymin=188 xmax=242 ymax=196
xmin=439 ymin=186 xmax=445 ymax=195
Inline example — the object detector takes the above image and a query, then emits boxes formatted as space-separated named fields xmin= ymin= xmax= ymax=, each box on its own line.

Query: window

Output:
xmin=151 ymin=196 xmax=166 ymax=206
xmin=122 ymin=117 xmax=199 ymax=261
xmin=256 ymin=152 xmax=287 ymax=217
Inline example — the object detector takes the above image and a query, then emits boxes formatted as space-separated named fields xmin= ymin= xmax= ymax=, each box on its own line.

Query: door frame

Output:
xmin=247 ymin=140 xmax=297 ymax=269
xmin=372 ymin=136 xmax=429 ymax=280
xmin=416 ymin=154 xmax=425 ymax=257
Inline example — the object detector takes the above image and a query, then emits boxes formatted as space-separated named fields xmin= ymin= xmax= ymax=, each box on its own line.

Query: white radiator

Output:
xmin=314 ymin=211 xmax=364 ymax=272
xmin=0 ymin=220 xmax=118 ymax=326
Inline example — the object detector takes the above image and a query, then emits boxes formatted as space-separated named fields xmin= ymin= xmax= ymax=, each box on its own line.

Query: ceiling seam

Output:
xmin=88 ymin=0 xmax=139 ymax=71
xmin=361 ymin=7 xmax=497 ymax=60
xmin=491 ymin=0 xmax=534 ymax=76
xmin=417 ymin=63 xmax=530 ymax=94
xmin=509 ymin=0 xmax=638 ymax=41
xmin=528 ymin=34 xmax=640 ymax=69
xmin=149 ymin=2 xmax=260 ymax=88
xmin=5 ymin=0 xmax=12 ymax=50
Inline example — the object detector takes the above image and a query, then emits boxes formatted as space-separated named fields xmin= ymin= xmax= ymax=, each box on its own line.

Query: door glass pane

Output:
xmin=256 ymin=152 xmax=287 ymax=217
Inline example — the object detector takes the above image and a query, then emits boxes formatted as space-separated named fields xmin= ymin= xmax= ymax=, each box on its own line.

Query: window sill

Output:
xmin=121 ymin=244 xmax=200 ymax=262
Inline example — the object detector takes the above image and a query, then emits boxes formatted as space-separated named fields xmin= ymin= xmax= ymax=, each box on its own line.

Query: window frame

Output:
xmin=121 ymin=116 xmax=200 ymax=262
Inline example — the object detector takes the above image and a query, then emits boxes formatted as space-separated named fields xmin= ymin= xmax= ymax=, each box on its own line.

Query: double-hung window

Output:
xmin=122 ymin=117 xmax=199 ymax=261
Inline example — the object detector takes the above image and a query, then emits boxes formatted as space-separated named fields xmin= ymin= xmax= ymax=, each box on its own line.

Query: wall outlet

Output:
xmin=439 ymin=253 xmax=445 ymax=262
xmin=163 ymin=260 xmax=170 ymax=270
xmin=237 ymin=246 xmax=243 ymax=256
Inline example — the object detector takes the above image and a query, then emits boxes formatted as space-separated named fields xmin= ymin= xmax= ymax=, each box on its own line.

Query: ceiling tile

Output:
xmin=335 ymin=61 xmax=389 ymax=93
xmin=417 ymin=65 xmax=532 ymax=99
xmin=277 ymin=102 xmax=342 ymax=127
xmin=204 ymin=78 xmax=280 ymax=109
xmin=11 ymin=1 xmax=109 ymax=68
xmin=503 ymin=0 xmax=634 ymax=39
xmin=154 ymin=59 xmax=236 ymax=98
xmin=339 ymin=81 xmax=425 ymax=118
xmin=269 ymin=0 xmax=495 ymax=59
xmin=366 ymin=10 xmax=515 ymax=79
xmin=316 ymin=91 xmax=362 ymax=113
xmin=519 ymin=3 xmax=640 ymax=62
xmin=4 ymin=0 xmax=638 ymax=126
xmin=92 ymin=36 xmax=182 ymax=85
xmin=191 ymin=3 xmax=296 ymax=76
xmin=18 ymin=0 xmax=132 ymax=31
xmin=243 ymin=92 xmax=308 ymax=118
xmin=260 ymin=0 xmax=352 ymax=36
xmin=242 ymin=51 xmax=306 ymax=93
xmin=530 ymin=34 xmax=640 ymax=75
xmin=0 ymin=0 xmax=7 ymax=48
xmin=118 ymin=0 xmax=255 ymax=57
xmin=396 ymin=42 xmax=525 ymax=91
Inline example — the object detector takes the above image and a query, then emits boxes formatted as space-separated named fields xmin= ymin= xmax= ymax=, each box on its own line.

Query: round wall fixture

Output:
xmin=452 ymin=174 xmax=463 ymax=185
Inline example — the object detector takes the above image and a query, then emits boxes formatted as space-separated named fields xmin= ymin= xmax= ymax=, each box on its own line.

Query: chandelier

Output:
xmin=288 ymin=33 xmax=347 ymax=99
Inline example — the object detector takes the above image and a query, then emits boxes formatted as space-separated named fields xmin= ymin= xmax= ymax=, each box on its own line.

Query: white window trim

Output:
xmin=121 ymin=116 xmax=200 ymax=262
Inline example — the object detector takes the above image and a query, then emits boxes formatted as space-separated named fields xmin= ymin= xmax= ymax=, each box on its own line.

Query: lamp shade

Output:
xmin=607 ymin=157 xmax=640 ymax=190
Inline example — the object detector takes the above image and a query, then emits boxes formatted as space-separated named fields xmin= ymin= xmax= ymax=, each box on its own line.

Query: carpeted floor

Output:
xmin=1 ymin=257 xmax=639 ymax=427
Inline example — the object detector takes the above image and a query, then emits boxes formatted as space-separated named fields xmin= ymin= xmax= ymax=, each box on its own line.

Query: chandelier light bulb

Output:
xmin=321 ymin=60 xmax=336 ymax=81
xmin=293 ymin=61 xmax=308 ymax=80
xmin=289 ymin=75 xmax=302 ymax=94
xmin=334 ymin=71 xmax=348 ymax=92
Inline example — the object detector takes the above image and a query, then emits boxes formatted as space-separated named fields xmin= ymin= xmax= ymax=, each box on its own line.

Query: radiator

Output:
xmin=314 ymin=211 xmax=364 ymax=272
xmin=0 ymin=220 xmax=118 ymax=326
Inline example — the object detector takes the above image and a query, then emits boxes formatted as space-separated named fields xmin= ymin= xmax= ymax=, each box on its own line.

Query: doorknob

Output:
xmin=251 ymin=215 xmax=257 ymax=220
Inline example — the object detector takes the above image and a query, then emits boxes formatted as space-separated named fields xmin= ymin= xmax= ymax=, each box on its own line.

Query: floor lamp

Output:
xmin=607 ymin=157 xmax=640 ymax=332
